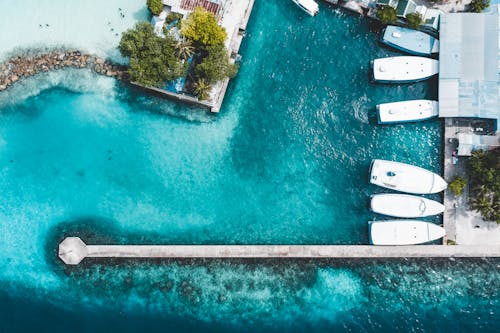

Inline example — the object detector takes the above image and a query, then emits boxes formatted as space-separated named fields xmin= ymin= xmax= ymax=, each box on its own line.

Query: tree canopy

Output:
xmin=467 ymin=149 xmax=500 ymax=223
xmin=119 ymin=22 xmax=185 ymax=87
xmin=181 ymin=7 xmax=227 ymax=47
xmin=194 ymin=44 xmax=238 ymax=85
xmin=376 ymin=5 xmax=397 ymax=25
xmin=147 ymin=0 xmax=163 ymax=16
xmin=406 ymin=12 xmax=423 ymax=30
xmin=449 ymin=176 xmax=467 ymax=196
xmin=470 ymin=0 xmax=490 ymax=12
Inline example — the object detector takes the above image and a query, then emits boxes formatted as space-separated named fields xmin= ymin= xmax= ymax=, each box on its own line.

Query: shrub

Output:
xmin=193 ymin=79 xmax=211 ymax=100
xmin=449 ymin=176 xmax=467 ymax=196
xmin=406 ymin=12 xmax=423 ymax=30
xmin=165 ymin=12 xmax=183 ymax=25
xmin=469 ymin=0 xmax=490 ymax=12
xmin=119 ymin=22 xmax=185 ymax=87
xmin=181 ymin=7 xmax=227 ymax=47
xmin=147 ymin=0 xmax=163 ymax=16
xmin=376 ymin=5 xmax=397 ymax=25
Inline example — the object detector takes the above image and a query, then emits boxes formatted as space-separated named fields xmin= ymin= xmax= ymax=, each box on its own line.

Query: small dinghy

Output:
xmin=371 ymin=56 xmax=439 ymax=83
xmin=371 ymin=193 xmax=445 ymax=218
xmin=377 ymin=100 xmax=438 ymax=124
xmin=369 ymin=220 xmax=446 ymax=245
xmin=369 ymin=159 xmax=447 ymax=194
xmin=291 ymin=0 xmax=319 ymax=16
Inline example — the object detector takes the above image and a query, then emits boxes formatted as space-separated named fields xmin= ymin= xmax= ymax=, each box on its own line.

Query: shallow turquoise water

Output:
xmin=0 ymin=0 xmax=148 ymax=61
xmin=0 ymin=1 xmax=497 ymax=332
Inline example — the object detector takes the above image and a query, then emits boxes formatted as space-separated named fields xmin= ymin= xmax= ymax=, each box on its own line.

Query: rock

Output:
xmin=95 ymin=58 xmax=104 ymax=64
xmin=0 ymin=85 xmax=6 ymax=90
xmin=10 ymin=75 xmax=18 ymax=82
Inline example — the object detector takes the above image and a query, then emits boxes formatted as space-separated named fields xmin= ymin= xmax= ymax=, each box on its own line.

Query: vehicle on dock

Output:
xmin=369 ymin=159 xmax=447 ymax=194
xmin=381 ymin=26 xmax=439 ymax=57
xmin=370 ymin=193 xmax=445 ymax=218
xmin=291 ymin=0 xmax=319 ymax=16
xmin=371 ymin=56 xmax=439 ymax=83
xmin=369 ymin=220 xmax=446 ymax=245
xmin=376 ymin=99 xmax=439 ymax=124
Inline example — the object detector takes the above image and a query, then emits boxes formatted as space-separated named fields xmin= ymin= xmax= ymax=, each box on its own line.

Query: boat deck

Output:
xmin=381 ymin=26 xmax=439 ymax=56
xmin=372 ymin=57 xmax=439 ymax=83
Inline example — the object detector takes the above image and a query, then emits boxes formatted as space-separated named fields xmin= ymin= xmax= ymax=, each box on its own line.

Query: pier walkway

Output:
xmin=58 ymin=237 xmax=500 ymax=265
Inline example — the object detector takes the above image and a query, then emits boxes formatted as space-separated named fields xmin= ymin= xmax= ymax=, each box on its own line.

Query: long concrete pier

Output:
xmin=58 ymin=237 xmax=500 ymax=265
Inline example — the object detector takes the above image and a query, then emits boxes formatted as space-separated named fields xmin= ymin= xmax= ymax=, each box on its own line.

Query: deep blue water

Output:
xmin=0 ymin=1 xmax=498 ymax=332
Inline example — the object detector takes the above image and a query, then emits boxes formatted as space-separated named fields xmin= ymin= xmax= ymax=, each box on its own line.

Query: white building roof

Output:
xmin=438 ymin=4 xmax=500 ymax=131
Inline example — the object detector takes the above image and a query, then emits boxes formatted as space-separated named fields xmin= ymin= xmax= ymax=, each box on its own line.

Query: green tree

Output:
xmin=175 ymin=39 xmax=195 ymax=61
xmin=147 ymin=0 xmax=163 ymax=16
xmin=119 ymin=22 xmax=185 ymax=87
xmin=406 ymin=12 xmax=423 ymax=30
xmin=449 ymin=176 xmax=467 ymax=196
xmin=469 ymin=0 xmax=490 ymax=13
xmin=376 ymin=5 xmax=397 ymax=25
xmin=181 ymin=7 xmax=227 ymax=47
xmin=466 ymin=148 xmax=500 ymax=223
xmin=194 ymin=45 xmax=238 ymax=85
xmin=193 ymin=78 xmax=211 ymax=100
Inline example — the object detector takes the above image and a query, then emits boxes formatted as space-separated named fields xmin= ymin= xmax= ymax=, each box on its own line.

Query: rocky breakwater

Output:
xmin=0 ymin=50 xmax=128 ymax=91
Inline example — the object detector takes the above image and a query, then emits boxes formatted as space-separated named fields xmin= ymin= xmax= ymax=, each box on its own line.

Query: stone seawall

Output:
xmin=0 ymin=50 xmax=127 ymax=91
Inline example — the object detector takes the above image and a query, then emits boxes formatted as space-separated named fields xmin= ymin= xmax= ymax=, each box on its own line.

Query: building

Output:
xmin=162 ymin=0 xmax=224 ymax=19
xmin=438 ymin=4 xmax=500 ymax=135
xmin=375 ymin=0 xmax=442 ymax=30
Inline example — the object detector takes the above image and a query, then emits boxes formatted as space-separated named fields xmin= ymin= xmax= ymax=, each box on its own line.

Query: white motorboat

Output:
xmin=377 ymin=100 xmax=439 ymax=124
xmin=381 ymin=26 xmax=439 ymax=56
xmin=291 ymin=0 xmax=319 ymax=16
xmin=369 ymin=220 xmax=446 ymax=245
xmin=369 ymin=159 xmax=447 ymax=194
xmin=371 ymin=56 xmax=438 ymax=83
xmin=370 ymin=193 xmax=445 ymax=218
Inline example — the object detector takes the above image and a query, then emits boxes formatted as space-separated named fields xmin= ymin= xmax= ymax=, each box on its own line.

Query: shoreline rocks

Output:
xmin=0 ymin=50 xmax=128 ymax=91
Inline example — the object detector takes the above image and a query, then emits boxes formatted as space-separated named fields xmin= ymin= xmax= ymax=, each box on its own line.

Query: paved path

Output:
xmin=58 ymin=237 xmax=500 ymax=265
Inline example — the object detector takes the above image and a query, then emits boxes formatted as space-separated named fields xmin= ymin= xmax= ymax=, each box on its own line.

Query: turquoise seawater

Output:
xmin=0 ymin=1 xmax=498 ymax=331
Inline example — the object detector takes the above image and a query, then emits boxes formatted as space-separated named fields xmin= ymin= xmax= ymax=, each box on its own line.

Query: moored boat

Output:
xmin=370 ymin=193 xmax=445 ymax=218
xmin=371 ymin=56 xmax=439 ymax=83
xmin=381 ymin=26 xmax=439 ymax=56
xmin=376 ymin=99 xmax=439 ymax=124
xmin=369 ymin=159 xmax=447 ymax=194
xmin=369 ymin=220 xmax=446 ymax=245
xmin=291 ymin=0 xmax=319 ymax=16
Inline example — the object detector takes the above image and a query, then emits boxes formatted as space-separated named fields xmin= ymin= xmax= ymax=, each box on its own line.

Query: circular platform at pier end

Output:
xmin=58 ymin=237 xmax=88 ymax=265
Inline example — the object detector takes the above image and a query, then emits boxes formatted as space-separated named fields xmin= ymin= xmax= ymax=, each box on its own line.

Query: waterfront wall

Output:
xmin=58 ymin=237 xmax=500 ymax=265
xmin=0 ymin=50 xmax=127 ymax=91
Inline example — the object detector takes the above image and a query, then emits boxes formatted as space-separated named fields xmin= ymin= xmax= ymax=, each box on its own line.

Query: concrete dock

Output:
xmin=58 ymin=237 xmax=500 ymax=265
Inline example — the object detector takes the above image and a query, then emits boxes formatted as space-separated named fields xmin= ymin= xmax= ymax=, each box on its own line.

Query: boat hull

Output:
xmin=369 ymin=220 xmax=446 ymax=245
xmin=371 ymin=194 xmax=445 ymax=218
xmin=369 ymin=159 xmax=447 ymax=194
xmin=291 ymin=0 xmax=319 ymax=16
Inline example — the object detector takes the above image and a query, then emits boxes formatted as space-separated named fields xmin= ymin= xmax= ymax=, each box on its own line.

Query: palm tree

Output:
xmin=194 ymin=78 xmax=211 ymax=100
xmin=470 ymin=195 xmax=494 ymax=220
xmin=175 ymin=39 xmax=195 ymax=61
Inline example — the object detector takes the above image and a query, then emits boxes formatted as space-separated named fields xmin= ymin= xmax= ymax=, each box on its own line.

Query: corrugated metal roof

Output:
xmin=438 ymin=5 xmax=500 ymax=131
